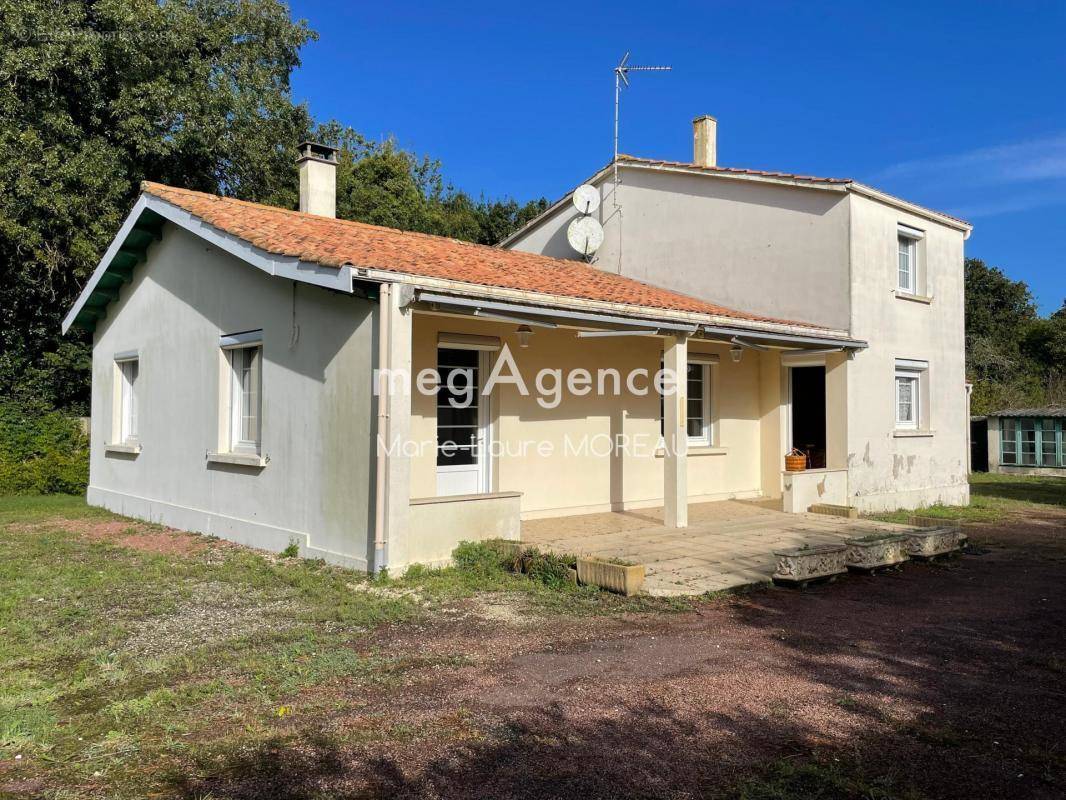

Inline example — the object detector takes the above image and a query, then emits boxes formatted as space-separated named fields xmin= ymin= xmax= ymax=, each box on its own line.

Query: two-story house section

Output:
xmin=502 ymin=116 xmax=972 ymax=512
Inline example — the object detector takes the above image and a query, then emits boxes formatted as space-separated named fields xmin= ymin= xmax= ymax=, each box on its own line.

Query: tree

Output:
xmin=0 ymin=1 xmax=552 ymax=416
xmin=0 ymin=0 xmax=316 ymax=413
xmin=964 ymin=258 xmax=1061 ymax=413
xmin=318 ymin=122 xmax=547 ymax=245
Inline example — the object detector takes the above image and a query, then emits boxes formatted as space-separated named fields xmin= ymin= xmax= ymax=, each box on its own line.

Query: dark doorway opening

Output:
xmin=791 ymin=366 xmax=827 ymax=469
xmin=970 ymin=418 xmax=988 ymax=472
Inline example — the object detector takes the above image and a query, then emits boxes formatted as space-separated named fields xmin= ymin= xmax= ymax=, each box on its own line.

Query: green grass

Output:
xmin=0 ymin=495 xmax=688 ymax=798
xmin=734 ymin=757 xmax=927 ymax=800
xmin=869 ymin=472 xmax=1066 ymax=524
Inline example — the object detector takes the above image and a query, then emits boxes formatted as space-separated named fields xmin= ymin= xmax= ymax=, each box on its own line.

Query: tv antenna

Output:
xmin=613 ymin=52 xmax=671 ymax=199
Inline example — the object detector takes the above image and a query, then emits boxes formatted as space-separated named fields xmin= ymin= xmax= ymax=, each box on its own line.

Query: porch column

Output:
xmin=377 ymin=283 xmax=413 ymax=571
xmin=825 ymin=350 xmax=849 ymax=470
xmin=663 ymin=334 xmax=688 ymax=528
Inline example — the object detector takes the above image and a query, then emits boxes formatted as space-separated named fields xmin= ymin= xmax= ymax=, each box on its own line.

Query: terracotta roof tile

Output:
xmin=141 ymin=181 xmax=822 ymax=328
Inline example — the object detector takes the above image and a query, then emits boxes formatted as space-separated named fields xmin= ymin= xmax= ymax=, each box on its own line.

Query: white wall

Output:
xmin=509 ymin=168 xmax=972 ymax=513
xmin=508 ymin=167 xmax=853 ymax=330
xmin=844 ymin=194 xmax=970 ymax=511
xmin=89 ymin=223 xmax=377 ymax=567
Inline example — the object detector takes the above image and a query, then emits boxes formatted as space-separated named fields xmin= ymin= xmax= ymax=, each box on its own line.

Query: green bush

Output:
xmin=0 ymin=401 xmax=89 ymax=495
xmin=451 ymin=540 xmax=513 ymax=573
xmin=519 ymin=548 xmax=575 ymax=589
xmin=451 ymin=540 xmax=579 ymax=590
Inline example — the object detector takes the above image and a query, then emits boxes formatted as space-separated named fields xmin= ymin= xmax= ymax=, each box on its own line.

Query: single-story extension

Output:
xmin=983 ymin=406 xmax=1066 ymax=477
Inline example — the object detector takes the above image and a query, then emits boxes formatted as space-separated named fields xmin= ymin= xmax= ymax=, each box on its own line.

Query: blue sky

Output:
xmin=288 ymin=1 xmax=1065 ymax=314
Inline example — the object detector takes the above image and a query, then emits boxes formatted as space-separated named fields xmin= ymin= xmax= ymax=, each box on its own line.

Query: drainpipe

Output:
xmin=373 ymin=282 xmax=391 ymax=573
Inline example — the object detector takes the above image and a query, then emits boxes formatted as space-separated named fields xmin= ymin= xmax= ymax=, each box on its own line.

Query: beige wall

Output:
xmin=845 ymin=194 xmax=970 ymax=511
xmin=411 ymin=313 xmax=773 ymax=517
xmin=407 ymin=492 xmax=521 ymax=566
xmin=89 ymin=223 xmax=377 ymax=567
xmin=508 ymin=167 xmax=852 ymax=330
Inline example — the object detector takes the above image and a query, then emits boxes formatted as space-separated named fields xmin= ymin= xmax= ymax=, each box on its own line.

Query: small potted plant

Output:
xmin=576 ymin=557 xmax=646 ymax=596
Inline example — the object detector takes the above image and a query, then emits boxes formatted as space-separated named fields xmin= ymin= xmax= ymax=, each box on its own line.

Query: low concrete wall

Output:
xmin=992 ymin=464 xmax=1066 ymax=478
xmin=782 ymin=468 xmax=848 ymax=513
xmin=406 ymin=491 xmax=522 ymax=567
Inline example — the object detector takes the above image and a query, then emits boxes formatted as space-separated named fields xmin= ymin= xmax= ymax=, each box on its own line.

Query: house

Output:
xmin=983 ymin=406 xmax=1066 ymax=477
xmin=63 ymin=123 xmax=972 ymax=574
xmin=504 ymin=116 xmax=973 ymax=512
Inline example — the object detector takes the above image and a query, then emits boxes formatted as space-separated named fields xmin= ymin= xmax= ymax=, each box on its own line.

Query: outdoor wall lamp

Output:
xmin=730 ymin=345 xmax=743 ymax=363
xmin=516 ymin=324 xmax=533 ymax=348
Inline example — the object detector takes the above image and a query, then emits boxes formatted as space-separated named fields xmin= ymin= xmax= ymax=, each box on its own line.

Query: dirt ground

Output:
xmin=174 ymin=509 xmax=1066 ymax=800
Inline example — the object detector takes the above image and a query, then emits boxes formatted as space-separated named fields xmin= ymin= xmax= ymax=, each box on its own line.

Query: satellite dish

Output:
xmin=572 ymin=184 xmax=601 ymax=215
xmin=567 ymin=216 xmax=604 ymax=257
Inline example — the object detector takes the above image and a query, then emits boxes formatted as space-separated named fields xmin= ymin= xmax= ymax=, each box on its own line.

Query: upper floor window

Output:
xmin=220 ymin=331 xmax=263 ymax=453
xmin=116 ymin=355 xmax=139 ymax=442
xmin=897 ymin=225 xmax=923 ymax=294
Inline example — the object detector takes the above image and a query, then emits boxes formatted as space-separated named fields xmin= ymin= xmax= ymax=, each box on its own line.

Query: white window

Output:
xmin=897 ymin=225 xmax=923 ymax=294
xmin=221 ymin=331 xmax=263 ymax=453
xmin=895 ymin=372 xmax=918 ymax=428
xmin=117 ymin=357 xmax=139 ymax=442
xmin=660 ymin=357 xmax=716 ymax=446
xmin=895 ymin=358 xmax=928 ymax=430
xmin=686 ymin=361 xmax=714 ymax=446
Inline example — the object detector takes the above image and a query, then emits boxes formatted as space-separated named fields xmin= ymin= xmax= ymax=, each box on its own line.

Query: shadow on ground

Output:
xmin=971 ymin=475 xmax=1066 ymax=507
xmin=171 ymin=515 xmax=1066 ymax=800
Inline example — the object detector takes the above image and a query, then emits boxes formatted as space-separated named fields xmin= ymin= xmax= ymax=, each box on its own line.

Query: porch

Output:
xmin=522 ymin=499 xmax=914 ymax=595
xmin=374 ymin=286 xmax=866 ymax=573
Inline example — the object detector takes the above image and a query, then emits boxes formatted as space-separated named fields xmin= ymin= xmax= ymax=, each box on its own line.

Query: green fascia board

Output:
xmin=123 ymin=228 xmax=156 ymax=249
xmin=75 ymin=210 xmax=164 ymax=332
xmin=97 ymin=273 xmax=127 ymax=289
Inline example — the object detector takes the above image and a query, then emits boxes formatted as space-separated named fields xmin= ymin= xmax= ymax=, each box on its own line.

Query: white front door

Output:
xmin=436 ymin=347 xmax=490 ymax=496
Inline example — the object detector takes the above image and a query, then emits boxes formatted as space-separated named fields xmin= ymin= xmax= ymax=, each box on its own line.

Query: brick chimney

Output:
xmin=296 ymin=141 xmax=338 ymax=217
xmin=692 ymin=115 xmax=717 ymax=168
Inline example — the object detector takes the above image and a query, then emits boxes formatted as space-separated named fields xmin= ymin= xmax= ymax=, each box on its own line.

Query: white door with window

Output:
xmin=436 ymin=347 xmax=491 ymax=496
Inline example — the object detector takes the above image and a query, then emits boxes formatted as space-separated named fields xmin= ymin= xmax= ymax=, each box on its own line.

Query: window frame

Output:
xmin=1001 ymin=417 xmax=1063 ymax=468
xmin=895 ymin=371 xmax=919 ymax=429
xmin=659 ymin=355 xmax=717 ymax=447
xmin=115 ymin=355 xmax=139 ymax=443
xmin=894 ymin=358 xmax=928 ymax=431
xmin=897 ymin=225 xmax=924 ymax=295
xmin=220 ymin=331 xmax=263 ymax=455
xmin=1000 ymin=418 xmax=1018 ymax=465
xmin=685 ymin=359 xmax=715 ymax=447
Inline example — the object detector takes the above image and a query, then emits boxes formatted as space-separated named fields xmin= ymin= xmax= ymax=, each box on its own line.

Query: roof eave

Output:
xmin=63 ymin=193 xmax=357 ymax=335
xmin=846 ymin=182 xmax=972 ymax=235
xmin=354 ymin=266 xmax=861 ymax=345
xmin=499 ymin=159 xmax=973 ymax=249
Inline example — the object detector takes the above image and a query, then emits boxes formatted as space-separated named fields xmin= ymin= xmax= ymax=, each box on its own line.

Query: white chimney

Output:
xmin=692 ymin=115 xmax=717 ymax=168
xmin=296 ymin=141 xmax=338 ymax=217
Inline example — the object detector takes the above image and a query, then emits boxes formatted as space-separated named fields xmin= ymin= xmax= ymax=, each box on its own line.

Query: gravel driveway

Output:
xmin=179 ymin=509 xmax=1066 ymax=800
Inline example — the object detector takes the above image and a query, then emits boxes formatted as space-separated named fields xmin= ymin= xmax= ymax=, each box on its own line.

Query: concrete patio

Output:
xmin=521 ymin=500 xmax=915 ymax=595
